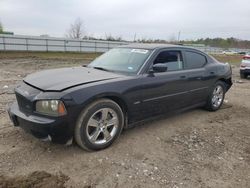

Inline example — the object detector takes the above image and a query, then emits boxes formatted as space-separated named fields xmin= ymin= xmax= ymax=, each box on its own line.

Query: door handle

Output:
xmin=210 ymin=71 xmax=215 ymax=74
xmin=180 ymin=75 xmax=186 ymax=79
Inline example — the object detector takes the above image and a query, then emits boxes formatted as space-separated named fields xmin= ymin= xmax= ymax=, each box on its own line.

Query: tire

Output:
xmin=75 ymin=99 xmax=124 ymax=151
xmin=240 ymin=73 xmax=248 ymax=79
xmin=205 ymin=81 xmax=226 ymax=111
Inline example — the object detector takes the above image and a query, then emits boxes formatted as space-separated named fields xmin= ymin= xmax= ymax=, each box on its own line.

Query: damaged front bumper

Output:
xmin=8 ymin=102 xmax=73 ymax=144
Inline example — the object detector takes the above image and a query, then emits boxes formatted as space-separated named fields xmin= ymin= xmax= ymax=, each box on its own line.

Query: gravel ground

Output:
xmin=0 ymin=56 xmax=249 ymax=188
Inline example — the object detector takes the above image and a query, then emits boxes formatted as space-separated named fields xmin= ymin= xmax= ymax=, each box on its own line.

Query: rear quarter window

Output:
xmin=185 ymin=51 xmax=207 ymax=69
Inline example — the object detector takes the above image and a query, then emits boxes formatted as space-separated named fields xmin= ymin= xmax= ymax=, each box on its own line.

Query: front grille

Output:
xmin=16 ymin=93 xmax=33 ymax=113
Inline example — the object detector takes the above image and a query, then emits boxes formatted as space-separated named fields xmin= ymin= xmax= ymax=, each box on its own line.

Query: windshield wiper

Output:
xmin=93 ymin=66 xmax=110 ymax=72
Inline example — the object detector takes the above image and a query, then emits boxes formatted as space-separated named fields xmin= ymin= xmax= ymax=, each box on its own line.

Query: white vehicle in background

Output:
xmin=222 ymin=50 xmax=237 ymax=55
xmin=240 ymin=54 xmax=250 ymax=79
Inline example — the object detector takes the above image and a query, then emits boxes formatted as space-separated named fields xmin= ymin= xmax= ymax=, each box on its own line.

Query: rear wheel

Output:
xmin=205 ymin=81 xmax=226 ymax=111
xmin=75 ymin=99 xmax=124 ymax=151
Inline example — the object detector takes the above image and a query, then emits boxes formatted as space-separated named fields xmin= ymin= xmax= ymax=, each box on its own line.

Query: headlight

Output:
xmin=36 ymin=100 xmax=67 ymax=116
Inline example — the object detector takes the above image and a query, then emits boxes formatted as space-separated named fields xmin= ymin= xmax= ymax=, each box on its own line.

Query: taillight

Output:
xmin=243 ymin=56 xmax=250 ymax=60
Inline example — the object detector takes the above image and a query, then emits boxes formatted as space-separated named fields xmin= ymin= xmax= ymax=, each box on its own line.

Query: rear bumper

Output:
xmin=240 ymin=69 xmax=250 ymax=75
xmin=8 ymin=102 xmax=72 ymax=144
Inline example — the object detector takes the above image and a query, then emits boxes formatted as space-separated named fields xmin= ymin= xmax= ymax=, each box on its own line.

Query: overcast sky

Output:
xmin=0 ymin=0 xmax=250 ymax=40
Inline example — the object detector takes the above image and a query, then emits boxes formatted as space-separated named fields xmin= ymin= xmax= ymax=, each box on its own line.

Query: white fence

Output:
xmin=0 ymin=34 xmax=249 ymax=54
xmin=0 ymin=34 xmax=129 ymax=53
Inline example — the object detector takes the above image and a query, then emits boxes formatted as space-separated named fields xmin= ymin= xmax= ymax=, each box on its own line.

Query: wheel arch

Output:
xmin=217 ymin=77 xmax=232 ymax=91
xmin=79 ymin=93 xmax=129 ymax=127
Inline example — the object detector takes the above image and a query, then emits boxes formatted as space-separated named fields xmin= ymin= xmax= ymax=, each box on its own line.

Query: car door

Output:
xmin=183 ymin=50 xmax=212 ymax=105
xmin=133 ymin=49 xmax=191 ymax=119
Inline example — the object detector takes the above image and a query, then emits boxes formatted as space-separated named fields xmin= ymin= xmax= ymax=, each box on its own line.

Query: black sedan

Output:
xmin=8 ymin=44 xmax=232 ymax=151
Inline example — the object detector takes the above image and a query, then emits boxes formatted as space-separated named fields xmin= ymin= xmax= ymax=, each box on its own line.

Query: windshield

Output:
xmin=88 ymin=48 xmax=152 ymax=74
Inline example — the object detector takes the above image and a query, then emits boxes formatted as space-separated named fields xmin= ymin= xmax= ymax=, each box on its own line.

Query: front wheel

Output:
xmin=205 ymin=81 xmax=226 ymax=111
xmin=75 ymin=99 xmax=124 ymax=151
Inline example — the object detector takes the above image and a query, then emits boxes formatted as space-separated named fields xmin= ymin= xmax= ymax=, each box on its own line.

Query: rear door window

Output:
xmin=185 ymin=51 xmax=207 ymax=69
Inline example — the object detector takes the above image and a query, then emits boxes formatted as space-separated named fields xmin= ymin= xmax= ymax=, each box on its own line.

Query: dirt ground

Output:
xmin=0 ymin=53 xmax=249 ymax=188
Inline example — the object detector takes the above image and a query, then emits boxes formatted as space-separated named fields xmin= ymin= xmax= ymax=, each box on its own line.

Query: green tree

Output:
xmin=182 ymin=37 xmax=250 ymax=49
xmin=0 ymin=21 xmax=3 ymax=33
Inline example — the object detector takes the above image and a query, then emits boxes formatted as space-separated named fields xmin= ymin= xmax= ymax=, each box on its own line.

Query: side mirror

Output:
xmin=152 ymin=63 xmax=168 ymax=73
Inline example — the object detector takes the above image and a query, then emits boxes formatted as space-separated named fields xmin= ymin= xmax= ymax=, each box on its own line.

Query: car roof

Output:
xmin=119 ymin=43 xmax=195 ymax=50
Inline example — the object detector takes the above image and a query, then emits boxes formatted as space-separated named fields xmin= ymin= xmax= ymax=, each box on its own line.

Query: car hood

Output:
xmin=24 ymin=67 xmax=122 ymax=91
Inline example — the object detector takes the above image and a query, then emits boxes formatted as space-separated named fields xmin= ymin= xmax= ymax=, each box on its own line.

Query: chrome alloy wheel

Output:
xmin=211 ymin=85 xmax=224 ymax=108
xmin=86 ymin=108 xmax=119 ymax=145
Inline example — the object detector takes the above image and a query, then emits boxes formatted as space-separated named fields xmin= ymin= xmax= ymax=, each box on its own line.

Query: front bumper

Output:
xmin=8 ymin=102 xmax=72 ymax=144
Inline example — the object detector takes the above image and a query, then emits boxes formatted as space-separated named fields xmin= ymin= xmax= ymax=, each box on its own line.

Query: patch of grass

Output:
xmin=0 ymin=51 xmax=102 ymax=60
xmin=211 ymin=54 xmax=243 ymax=65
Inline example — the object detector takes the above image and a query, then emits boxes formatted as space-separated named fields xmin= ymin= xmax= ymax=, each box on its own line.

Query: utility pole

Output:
xmin=133 ymin=33 xmax=137 ymax=42
xmin=178 ymin=31 xmax=181 ymax=42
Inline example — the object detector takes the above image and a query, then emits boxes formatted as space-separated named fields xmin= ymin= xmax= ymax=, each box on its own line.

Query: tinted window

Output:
xmin=153 ymin=51 xmax=183 ymax=71
xmin=185 ymin=51 xmax=207 ymax=69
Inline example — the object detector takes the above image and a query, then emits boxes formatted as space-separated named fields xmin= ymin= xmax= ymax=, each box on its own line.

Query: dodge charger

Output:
xmin=8 ymin=44 xmax=232 ymax=151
